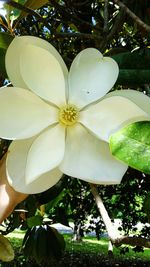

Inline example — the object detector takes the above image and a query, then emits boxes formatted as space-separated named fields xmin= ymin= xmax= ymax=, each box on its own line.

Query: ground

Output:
xmin=0 ymin=224 xmax=150 ymax=267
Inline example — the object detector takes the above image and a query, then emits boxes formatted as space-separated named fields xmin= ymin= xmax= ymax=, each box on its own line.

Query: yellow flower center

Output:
xmin=59 ymin=104 xmax=79 ymax=126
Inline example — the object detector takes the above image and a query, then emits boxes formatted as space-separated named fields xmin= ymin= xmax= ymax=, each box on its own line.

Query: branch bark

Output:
xmin=54 ymin=32 xmax=102 ymax=41
xmin=90 ymin=183 xmax=150 ymax=249
xmin=113 ymin=0 xmax=150 ymax=33
xmin=90 ymin=183 xmax=121 ymax=243
xmin=100 ymin=7 xmax=126 ymax=51
xmin=116 ymin=236 xmax=150 ymax=248
xmin=103 ymin=0 xmax=109 ymax=33
xmin=48 ymin=0 xmax=94 ymax=29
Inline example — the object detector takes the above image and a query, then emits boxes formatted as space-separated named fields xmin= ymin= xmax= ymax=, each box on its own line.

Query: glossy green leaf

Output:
xmin=0 ymin=32 xmax=13 ymax=76
xmin=109 ymin=121 xmax=150 ymax=174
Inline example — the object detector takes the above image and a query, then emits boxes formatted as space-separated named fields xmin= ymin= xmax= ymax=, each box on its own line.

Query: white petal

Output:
xmin=5 ymin=38 xmax=27 ymax=88
xmin=20 ymin=44 xmax=66 ymax=106
xmin=0 ymin=87 xmax=58 ymax=140
xmin=106 ymin=89 xmax=150 ymax=115
xmin=6 ymin=36 xmax=68 ymax=88
xmin=6 ymin=137 xmax=63 ymax=194
xmin=25 ymin=125 xmax=65 ymax=184
xmin=68 ymin=48 xmax=119 ymax=109
xmin=80 ymin=96 xmax=150 ymax=142
xmin=60 ymin=124 xmax=127 ymax=184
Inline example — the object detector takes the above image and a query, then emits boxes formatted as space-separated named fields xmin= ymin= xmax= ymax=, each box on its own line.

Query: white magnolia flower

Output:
xmin=0 ymin=36 xmax=149 ymax=194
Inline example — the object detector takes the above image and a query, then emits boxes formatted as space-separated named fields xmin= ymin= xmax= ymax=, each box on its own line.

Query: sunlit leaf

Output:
xmin=69 ymin=23 xmax=78 ymax=32
xmin=27 ymin=215 xmax=43 ymax=228
xmin=109 ymin=121 xmax=150 ymax=174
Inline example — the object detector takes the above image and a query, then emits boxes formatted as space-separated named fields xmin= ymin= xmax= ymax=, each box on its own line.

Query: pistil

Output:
xmin=59 ymin=104 xmax=79 ymax=126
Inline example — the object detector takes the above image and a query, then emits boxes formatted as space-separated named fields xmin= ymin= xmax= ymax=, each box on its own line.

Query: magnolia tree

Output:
xmin=0 ymin=0 xmax=150 ymax=264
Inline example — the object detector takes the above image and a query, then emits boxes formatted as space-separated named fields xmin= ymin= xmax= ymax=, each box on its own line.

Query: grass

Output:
xmin=6 ymin=230 xmax=150 ymax=262
xmin=64 ymin=234 xmax=150 ymax=262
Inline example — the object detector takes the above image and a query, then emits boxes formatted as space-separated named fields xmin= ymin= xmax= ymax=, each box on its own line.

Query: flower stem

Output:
xmin=0 ymin=155 xmax=28 ymax=224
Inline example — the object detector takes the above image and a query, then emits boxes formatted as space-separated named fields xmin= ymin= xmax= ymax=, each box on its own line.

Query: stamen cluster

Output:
xmin=59 ymin=104 xmax=79 ymax=126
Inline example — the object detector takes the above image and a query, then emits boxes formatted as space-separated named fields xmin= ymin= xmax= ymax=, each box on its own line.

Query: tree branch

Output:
xmin=90 ymin=183 xmax=121 ymax=242
xmin=113 ymin=0 xmax=150 ymax=33
xmin=48 ymin=0 xmax=94 ymax=28
xmin=100 ymin=7 xmax=125 ymax=51
xmin=90 ymin=183 xmax=150 ymax=249
xmin=103 ymin=0 xmax=109 ymax=33
xmin=71 ymin=0 xmax=91 ymax=7
xmin=53 ymin=32 xmax=102 ymax=40
xmin=107 ymin=8 xmax=125 ymax=41
xmin=117 ymin=236 xmax=150 ymax=248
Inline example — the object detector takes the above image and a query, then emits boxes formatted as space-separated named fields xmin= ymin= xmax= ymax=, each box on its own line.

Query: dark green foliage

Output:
xmin=0 ymin=33 xmax=13 ymax=77
xmin=0 ymin=139 xmax=11 ymax=159
xmin=112 ymin=49 xmax=150 ymax=85
xmin=45 ymin=171 xmax=150 ymax=238
xmin=116 ymin=69 xmax=150 ymax=86
xmin=143 ymin=193 xmax=150 ymax=222
xmin=112 ymin=49 xmax=150 ymax=70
